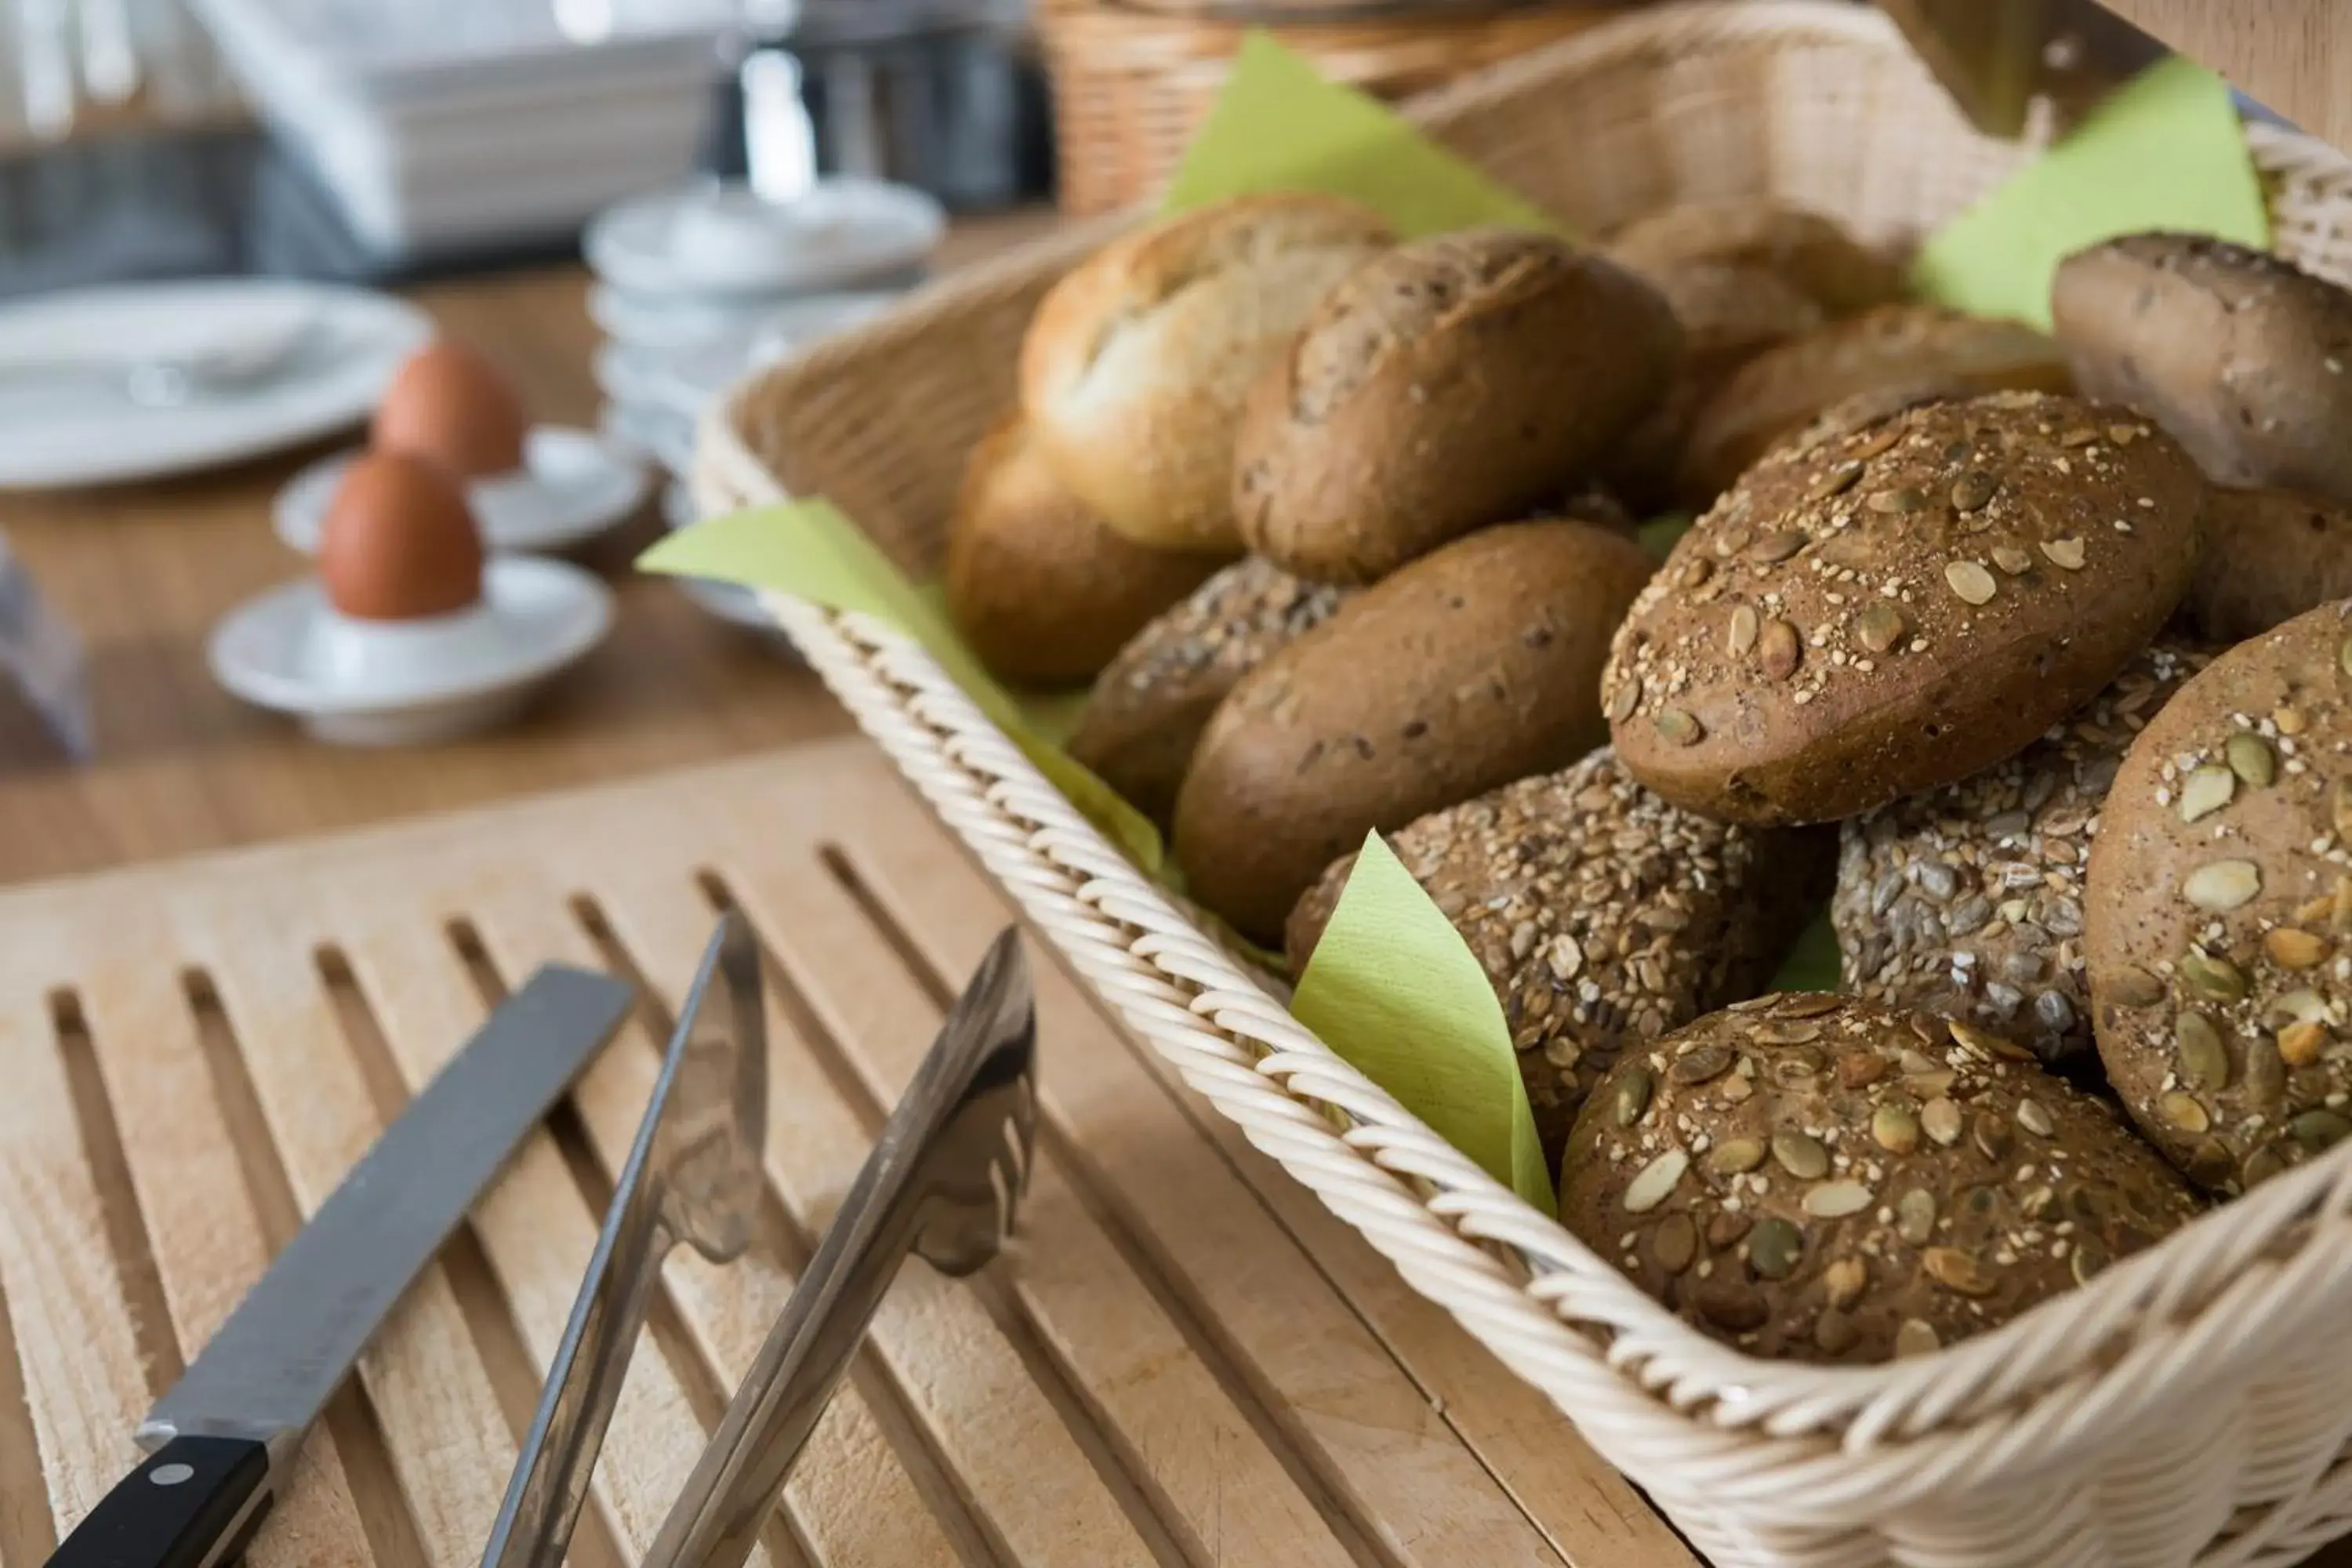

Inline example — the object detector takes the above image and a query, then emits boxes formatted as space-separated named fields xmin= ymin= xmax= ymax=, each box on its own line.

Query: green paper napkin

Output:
xmin=1160 ymin=32 xmax=1555 ymax=237
xmin=641 ymin=503 xmax=1161 ymax=872
xmin=1770 ymin=906 xmax=1842 ymax=994
xmin=1913 ymin=57 xmax=2269 ymax=328
xmin=1291 ymin=834 xmax=1555 ymax=1214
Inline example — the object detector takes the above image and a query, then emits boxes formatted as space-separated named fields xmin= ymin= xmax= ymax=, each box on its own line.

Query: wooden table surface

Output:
xmin=0 ymin=209 xmax=1057 ymax=889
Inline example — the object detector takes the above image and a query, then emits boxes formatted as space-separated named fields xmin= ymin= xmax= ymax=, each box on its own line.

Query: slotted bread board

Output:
xmin=0 ymin=738 xmax=1689 ymax=1568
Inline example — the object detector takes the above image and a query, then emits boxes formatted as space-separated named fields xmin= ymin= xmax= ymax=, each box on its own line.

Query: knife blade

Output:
xmin=45 ymin=964 xmax=634 ymax=1568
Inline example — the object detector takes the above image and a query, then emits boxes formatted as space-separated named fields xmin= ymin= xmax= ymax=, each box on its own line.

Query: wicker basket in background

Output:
xmin=1036 ymin=0 xmax=1635 ymax=212
xmin=1113 ymin=0 xmax=1553 ymax=17
xmin=699 ymin=5 xmax=2352 ymax=1563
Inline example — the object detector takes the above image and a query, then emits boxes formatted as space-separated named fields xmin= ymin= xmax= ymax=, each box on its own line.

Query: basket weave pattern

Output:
xmin=1037 ymin=0 xmax=1632 ymax=213
xmin=697 ymin=7 xmax=2352 ymax=1562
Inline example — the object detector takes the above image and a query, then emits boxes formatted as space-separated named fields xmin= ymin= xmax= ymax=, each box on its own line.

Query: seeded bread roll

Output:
xmin=1067 ymin=557 xmax=1356 ymax=826
xmin=2053 ymin=234 xmax=2352 ymax=505
xmin=1287 ymin=750 xmax=1835 ymax=1161
xmin=1604 ymin=391 xmax=2204 ymax=826
xmin=1604 ymin=198 xmax=1907 ymax=316
xmin=944 ymin=419 xmax=1228 ymax=686
xmin=1676 ymin=306 xmax=2074 ymax=505
xmin=1560 ymin=995 xmax=2203 ymax=1363
xmin=1837 ymin=643 xmax=2211 ymax=1064
xmin=1606 ymin=264 xmax=1828 ymax=512
xmin=2187 ymin=486 xmax=2352 ymax=644
xmin=1232 ymin=229 xmax=1681 ymax=584
xmin=2085 ymin=601 xmax=2352 ymax=1192
xmin=1174 ymin=520 xmax=1653 ymax=942
xmin=1021 ymin=194 xmax=1394 ymax=551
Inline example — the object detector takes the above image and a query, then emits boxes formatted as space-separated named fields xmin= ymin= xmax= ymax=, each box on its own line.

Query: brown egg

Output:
xmin=320 ymin=451 xmax=485 ymax=621
xmin=372 ymin=338 xmax=528 ymax=480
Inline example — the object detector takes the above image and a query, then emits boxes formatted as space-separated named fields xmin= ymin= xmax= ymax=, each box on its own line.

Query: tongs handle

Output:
xmin=641 ymin=1145 xmax=927 ymax=1567
xmin=480 ymin=1196 xmax=672 ymax=1568
xmin=642 ymin=928 xmax=1036 ymax=1568
xmin=480 ymin=913 xmax=768 ymax=1568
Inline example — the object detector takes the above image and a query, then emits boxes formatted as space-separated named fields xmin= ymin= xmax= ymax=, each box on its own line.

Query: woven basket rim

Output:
xmin=695 ymin=0 xmax=2352 ymax=1510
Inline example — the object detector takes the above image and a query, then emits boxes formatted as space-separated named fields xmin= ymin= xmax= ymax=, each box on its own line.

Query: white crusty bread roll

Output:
xmin=1018 ymin=194 xmax=1394 ymax=552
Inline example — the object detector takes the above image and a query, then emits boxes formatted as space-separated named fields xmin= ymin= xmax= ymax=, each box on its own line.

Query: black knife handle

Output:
xmin=45 ymin=1436 xmax=272 ymax=1568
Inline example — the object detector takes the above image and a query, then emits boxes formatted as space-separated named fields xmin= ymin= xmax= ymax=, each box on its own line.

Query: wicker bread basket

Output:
xmin=1113 ymin=0 xmax=1554 ymax=17
xmin=1036 ymin=0 xmax=1630 ymax=212
xmin=696 ymin=5 xmax=2352 ymax=1562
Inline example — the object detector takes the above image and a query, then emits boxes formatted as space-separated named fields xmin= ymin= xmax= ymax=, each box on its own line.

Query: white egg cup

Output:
xmin=275 ymin=427 xmax=648 ymax=558
xmin=209 ymin=557 xmax=614 ymax=746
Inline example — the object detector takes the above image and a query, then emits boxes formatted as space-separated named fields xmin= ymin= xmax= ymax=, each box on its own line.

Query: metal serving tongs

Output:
xmin=481 ymin=916 xmax=1037 ymax=1568
xmin=481 ymin=913 xmax=770 ymax=1568
xmin=642 ymin=925 xmax=1037 ymax=1568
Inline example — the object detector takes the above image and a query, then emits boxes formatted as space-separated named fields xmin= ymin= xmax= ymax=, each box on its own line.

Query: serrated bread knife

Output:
xmin=44 ymin=964 xmax=633 ymax=1568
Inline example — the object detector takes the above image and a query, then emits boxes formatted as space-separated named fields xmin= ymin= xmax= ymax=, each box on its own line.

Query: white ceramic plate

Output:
xmin=208 ymin=555 xmax=614 ymax=746
xmin=274 ymin=426 xmax=648 ymax=557
xmin=584 ymin=178 xmax=943 ymax=298
xmin=0 ymin=280 xmax=432 ymax=489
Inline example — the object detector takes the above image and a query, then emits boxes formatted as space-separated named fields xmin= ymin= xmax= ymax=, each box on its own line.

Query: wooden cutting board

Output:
xmin=0 ymin=737 xmax=1690 ymax=1568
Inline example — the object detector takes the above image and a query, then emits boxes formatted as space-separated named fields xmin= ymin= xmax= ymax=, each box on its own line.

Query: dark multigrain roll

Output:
xmin=1604 ymin=390 xmax=2205 ymax=826
xmin=2085 ymin=600 xmax=2352 ymax=1192
xmin=2053 ymin=233 xmax=2352 ymax=506
xmin=1232 ymin=227 xmax=1682 ymax=584
xmin=1287 ymin=749 xmax=1835 ymax=1163
xmin=1560 ymin=995 xmax=2204 ymax=1363
xmin=1835 ymin=642 xmax=2212 ymax=1064
xmin=1174 ymin=520 xmax=1653 ymax=943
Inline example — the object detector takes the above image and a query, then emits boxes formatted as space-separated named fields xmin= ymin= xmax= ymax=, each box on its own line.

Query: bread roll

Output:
xmin=2085 ymin=601 xmax=2352 ymax=1192
xmin=1067 ymin=557 xmax=1356 ymax=827
xmin=1287 ymin=750 xmax=1834 ymax=1163
xmin=1676 ymin=305 xmax=2073 ymax=504
xmin=1605 ymin=198 xmax=1907 ymax=316
xmin=1605 ymin=263 xmax=1826 ymax=511
xmin=945 ymin=419 xmax=1226 ymax=686
xmin=1021 ymin=194 xmax=1393 ymax=552
xmin=1835 ymin=642 xmax=2211 ymax=1065
xmin=1231 ymin=228 xmax=1682 ymax=583
xmin=1174 ymin=519 xmax=1653 ymax=942
xmin=2187 ymin=485 xmax=2352 ymax=644
xmin=1561 ymin=996 xmax=2201 ymax=1363
xmin=1605 ymin=391 xmax=2205 ymax=825
xmin=2053 ymin=233 xmax=2352 ymax=504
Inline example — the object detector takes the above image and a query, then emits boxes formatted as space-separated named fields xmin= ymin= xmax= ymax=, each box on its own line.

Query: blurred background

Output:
xmin=0 ymin=0 xmax=1061 ymax=290
xmin=0 ymin=0 xmax=2213 ymax=836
